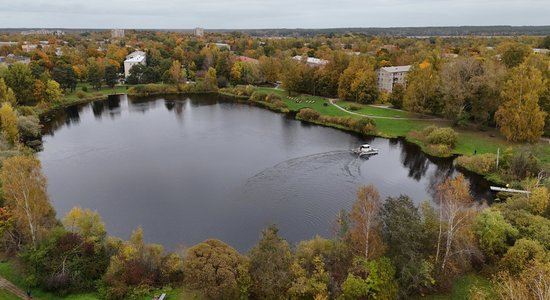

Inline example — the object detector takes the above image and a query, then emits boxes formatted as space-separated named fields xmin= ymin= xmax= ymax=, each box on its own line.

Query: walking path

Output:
xmin=328 ymin=99 xmax=445 ymax=121
xmin=0 ymin=276 xmax=32 ymax=300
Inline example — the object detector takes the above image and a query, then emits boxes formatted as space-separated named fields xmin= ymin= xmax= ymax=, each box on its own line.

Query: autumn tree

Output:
xmin=499 ymin=42 xmax=531 ymax=68
xmin=288 ymin=255 xmax=330 ymax=299
xmin=63 ymin=207 xmax=106 ymax=243
xmin=0 ymin=156 xmax=56 ymax=248
xmin=167 ymin=60 xmax=186 ymax=84
xmin=0 ymin=78 xmax=16 ymax=105
xmin=338 ymin=58 xmax=378 ymax=104
xmin=204 ymin=67 xmax=218 ymax=90
xmin=183 ymin=239 xmax=249 ymax=299
xmin=0 ymin=102 xmax=19 ymax=145
xmin=4 ymin=63 xmax=35 ymax=105
xmin=349 ymin=184 xmax=384 ymax=259
xmin=495 ymin=63 xmax=547 ymax=142
xmin=440 ymin=57 xmax=483 ymax=122
xmin=434 ymin=175 xmax=479 ymax=277
xmin=404 ymin=60 xmax=443 ymax=115
xmin=248 ymin=225 xmax=293 ymax=299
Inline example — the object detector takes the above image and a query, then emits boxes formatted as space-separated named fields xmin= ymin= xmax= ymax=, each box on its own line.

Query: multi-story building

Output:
xmin=292 ymin=55 xmax=329 ymax=67
xmin=377 ymin=65 xmax=411 ymax=93
xmin=124 ymin=51 xmax=147 ymax=78
xmin=194 ymin=27 xmax=205 ymax=37
xmin=111 ymin=29 xmax=125 ymax=39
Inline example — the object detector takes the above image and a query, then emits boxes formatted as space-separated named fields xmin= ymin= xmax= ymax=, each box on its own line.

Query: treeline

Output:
xmin=1 ymin=29 xmax=549 ymax=141
xmin=0 ymin=154 xmax=549 ymax=299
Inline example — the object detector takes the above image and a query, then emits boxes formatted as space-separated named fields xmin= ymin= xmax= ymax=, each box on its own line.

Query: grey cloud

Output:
xmin=0 ymin=0 xmax=548 ymax=28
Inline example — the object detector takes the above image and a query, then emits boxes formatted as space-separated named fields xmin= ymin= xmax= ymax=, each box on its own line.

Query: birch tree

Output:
xmin=0 ymin=156 xmax=55 ymax=248
xmin=349 ymin=184 xmax=384 ymax=259
xmin=434 ymin=175 xmax=478 ymax=275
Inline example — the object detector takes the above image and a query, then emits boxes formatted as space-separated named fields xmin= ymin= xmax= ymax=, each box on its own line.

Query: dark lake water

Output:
xmin=39 ymin=94 xmax=492 ymax=251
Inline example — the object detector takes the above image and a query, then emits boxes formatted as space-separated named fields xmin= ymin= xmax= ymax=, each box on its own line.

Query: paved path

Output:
xmin=0 ymin=276 xmax=32 ymax=300
xmin=328 ymin=99 xmax=446 ymax=121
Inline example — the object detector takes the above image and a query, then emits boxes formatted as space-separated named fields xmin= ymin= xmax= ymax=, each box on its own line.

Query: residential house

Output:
xmin=377 ymin=65 xmax=411 ymax=93
xmin=0 ymin=54 xmax=31 ymax=66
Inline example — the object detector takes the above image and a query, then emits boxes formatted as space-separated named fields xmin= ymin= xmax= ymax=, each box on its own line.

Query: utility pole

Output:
xmin=496 ymin=147 xmax=500 ymax=169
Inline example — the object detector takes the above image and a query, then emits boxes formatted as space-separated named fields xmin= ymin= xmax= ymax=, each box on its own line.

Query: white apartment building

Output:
xmin=124 ymin=51 xmax=146 ymax=78
xmin=377 ymin=65 xmax=411 ymax=93
xmin=292 ymin=55 xmax=329 ymax=67
xmin=111 ymin=29 xmax=125 ymax=39
xmin=194 ymin=27 xmax=205 ymax=37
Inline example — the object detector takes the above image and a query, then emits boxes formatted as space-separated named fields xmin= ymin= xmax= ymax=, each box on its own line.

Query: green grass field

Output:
xmin=0 ymin=289 xmax=21 ymax=300
xmin=254 ymin=87 xmax=550 ymax=167
xmin=62 ymin=83 xmax=128 ymax=101
xmin=418 ymin=273 xmax=496 ymax=299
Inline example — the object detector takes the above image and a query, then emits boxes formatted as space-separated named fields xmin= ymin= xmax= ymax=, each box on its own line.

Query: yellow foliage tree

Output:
xmin=63 ymin=206 xmax=106 ymax=243
xmin=530 ymin=187 xmax=550 ymax=215
xmin=0 ymin=78 xmax=17 ymax=105
xmin=495 ymin=63 xmax=547 ymax=142
xmin=0 ymin=102 xmax=19 ymax=145
xmin=0 ymin=156 xmax=55 ymax=248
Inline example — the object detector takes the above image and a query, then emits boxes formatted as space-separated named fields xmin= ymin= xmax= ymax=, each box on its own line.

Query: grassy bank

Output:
xmin=0 ymin=260 xmax=192 ymax=300
xmin=253 ymin=87 xmax=549 ymax=168
xmin=38 ymin=83 xmax=550 ymax=180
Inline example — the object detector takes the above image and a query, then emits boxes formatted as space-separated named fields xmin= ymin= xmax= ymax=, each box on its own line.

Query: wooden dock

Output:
xmin=490 ymin=186 xmax=531 ymax=194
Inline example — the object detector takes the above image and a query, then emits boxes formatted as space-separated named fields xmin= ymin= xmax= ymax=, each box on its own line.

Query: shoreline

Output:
xmin=36 ymin=87 xmax=503 ymax=185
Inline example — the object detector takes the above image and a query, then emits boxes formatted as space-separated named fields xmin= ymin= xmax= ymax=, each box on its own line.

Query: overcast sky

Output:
xmin=0 ymin=0 xmax=548 ymax=29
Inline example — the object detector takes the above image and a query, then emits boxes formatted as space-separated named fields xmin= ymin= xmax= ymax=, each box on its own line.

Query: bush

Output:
xmin=505 ymin=151 xmax=541 ymax=180
xmin=348 ymin=103 xmax=362 ymax=111
xmin=265 ymin=93 xmax=282 ymax=103
xmin=17 ymin=115 xmax=41 ymax=141
xmin=17 ymin=106 xmax=37 ymax=116
xmin=348 ymin=117 xmax=376 ymax=135
xmin=427 ymin=127 xmax=458 ymax=148
xmin=81 ymin=86 xmax=88 ymax=92
xmin=421 ymin=125 xmax=438 ymax=137
xmin=76 ymin=91 xmax=86 ymax=99
xmin=455 ymin=154 xmax=497 ymax=175
xmin=297 ymin=108 xmax=321 ymax=121
xmin=250 ymin=91 xmax=267 ymax=102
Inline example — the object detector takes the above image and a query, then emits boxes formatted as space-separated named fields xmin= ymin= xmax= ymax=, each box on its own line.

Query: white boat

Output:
xmin=352 ymin=144 xmax=379 ymax=157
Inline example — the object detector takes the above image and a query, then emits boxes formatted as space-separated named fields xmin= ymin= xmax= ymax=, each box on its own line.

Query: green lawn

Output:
xmin=0 ymin=261 xmax=97 ymax=300
xmin=417 ymin=273 xmax=496 ymax=299
xmin=62 ymin=83 xmax=128 ymax=101
xmin=0 ymin=289 xmax=21 ymax=300
xmin=336 ymin=100 xmax=421 ymax=118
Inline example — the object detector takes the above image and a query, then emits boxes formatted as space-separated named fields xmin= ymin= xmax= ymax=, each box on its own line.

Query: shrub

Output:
xmin=183 ymin=240 xmax=248 ymax=299
xmin=17 ymin=115 xmax=41 ymax=141
xmin=265 ymin=93 xmax=282 ymax=103
xmin=76 ymin=91 xmax=86 ymax=99
xmin=297 ymin=108 xmax=321 ymax=121
xmin=455 ymin=154 xmax=497 ymax=175
xmin=17 ymin=106 xmax=37 ymax=116
xmin=348 ymin=117 xmax=376 ymax=135
xmin=348 ymin=103 xmax=361 ymax=111
xmin=505 ymin=151 xmax=541 ymax=180
xmin=81 ymin=86 xmax=88 ymax=92
xmin=427 ymin=127 xmax=458 ymax=148
xmin=421 ymin=125 xmax=438 ymax=137
xmin=250 ymin=91 xmax=267 ymax=102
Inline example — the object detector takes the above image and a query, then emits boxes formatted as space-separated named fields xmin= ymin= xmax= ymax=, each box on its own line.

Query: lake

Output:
xmin=39 ymin=94 xmax=491 ymax=251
